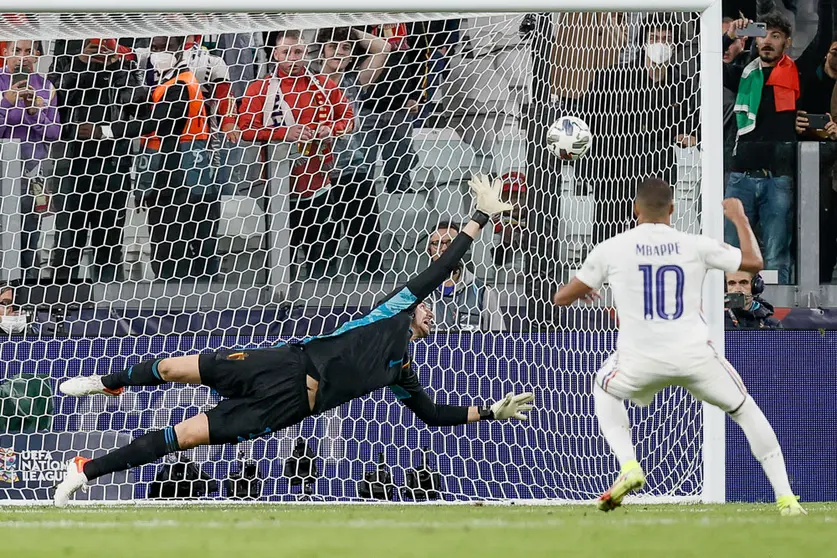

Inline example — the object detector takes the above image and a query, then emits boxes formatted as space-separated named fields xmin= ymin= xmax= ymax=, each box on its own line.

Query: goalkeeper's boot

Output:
xmin=59 ymin=375 xmax=123 ymax=397
xmin=597 ymin=460 xmax=645 ymax=512
xmin=777 ymin=495 xmax=807 ymax=517
xmin=54 ymin=456 xmax=90 ymax=508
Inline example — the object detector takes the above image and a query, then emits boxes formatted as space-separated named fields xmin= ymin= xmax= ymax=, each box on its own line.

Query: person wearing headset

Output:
xmin=724 ymin=270 xmax=782 ymax=329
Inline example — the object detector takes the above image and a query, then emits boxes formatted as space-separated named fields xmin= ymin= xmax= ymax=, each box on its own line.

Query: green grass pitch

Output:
xmin=2 ymin=503 xmax=834 ymax=557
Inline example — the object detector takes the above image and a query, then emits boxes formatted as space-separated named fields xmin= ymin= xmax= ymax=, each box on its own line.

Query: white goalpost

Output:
xmin=0 ymin=1 xmax=725 ymax=504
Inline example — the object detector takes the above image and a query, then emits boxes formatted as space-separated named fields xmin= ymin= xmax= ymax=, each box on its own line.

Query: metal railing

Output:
xmin=764 ymin=141 xmax=833 ymax=308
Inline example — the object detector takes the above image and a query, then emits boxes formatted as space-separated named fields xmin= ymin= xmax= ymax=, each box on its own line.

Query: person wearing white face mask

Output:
xmin=138 ymin=36 xmax=242 ymax=196
xmin=0 ymin=284 xmax=28 ymax=335
xmin=132 ymin=35 xmax=220 ymax=280
xmin=577 ymin=14 xmax=699 ymax=244
xmin=148 ymin=50 xmax=178 ymax=80
xmin=645 ymin=41 xmax=673 ymax=69
xmin=0 ymin=314 xmax=28 ymax=335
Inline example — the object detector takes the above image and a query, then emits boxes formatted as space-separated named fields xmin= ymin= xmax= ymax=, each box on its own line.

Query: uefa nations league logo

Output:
xmin=0 ymin=448 xmax=19 ymax=483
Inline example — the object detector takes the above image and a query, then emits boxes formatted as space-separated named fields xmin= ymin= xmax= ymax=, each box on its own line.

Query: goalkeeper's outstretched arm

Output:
xmin=392 ymin=365 xmax=534 ymax=426
xmin=400 ymin=175 xmax=514 ymax=305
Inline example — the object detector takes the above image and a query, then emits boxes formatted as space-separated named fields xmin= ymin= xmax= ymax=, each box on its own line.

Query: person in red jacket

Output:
xmin=238 ymin=29 xmax=353 ymax=278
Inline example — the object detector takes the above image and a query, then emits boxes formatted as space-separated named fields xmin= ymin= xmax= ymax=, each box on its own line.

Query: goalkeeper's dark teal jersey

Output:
xmin=288 ymin=231 xmax=475 ymax=425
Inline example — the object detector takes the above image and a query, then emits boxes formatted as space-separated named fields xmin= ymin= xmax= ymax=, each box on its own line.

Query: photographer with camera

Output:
xmin=724 ymin=271 xmax=782 ymax=329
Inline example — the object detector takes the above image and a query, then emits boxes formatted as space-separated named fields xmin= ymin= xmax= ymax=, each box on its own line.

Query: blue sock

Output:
xmin=102 ymin=359 xmax=166 ymax=390
xmin=83 ymin=426 xmax=179 ymax=481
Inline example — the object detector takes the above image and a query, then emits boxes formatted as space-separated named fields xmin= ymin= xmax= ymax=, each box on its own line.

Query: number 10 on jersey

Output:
xmin=639 ymin=264 xmax=684 ymax=320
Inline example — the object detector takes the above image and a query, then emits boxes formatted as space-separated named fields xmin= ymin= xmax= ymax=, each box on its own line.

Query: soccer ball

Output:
xmin=546 ymin=116 xmax=592 ymax=160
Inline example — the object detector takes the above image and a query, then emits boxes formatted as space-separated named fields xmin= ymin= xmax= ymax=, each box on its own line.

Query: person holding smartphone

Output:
xmin=722 ymin=12 xmax=799 ymax=286
xmin=0 ymin=39 xmax=61 ymax=283
xmin=784 ymin=0 xmax=837 ymax=283
xmin=791 ymin=0 xmax=837 ymax=136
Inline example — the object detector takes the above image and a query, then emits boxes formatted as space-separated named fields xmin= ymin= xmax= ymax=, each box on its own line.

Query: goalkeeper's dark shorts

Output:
xmin=198 ymin=346 xmax=313 ymax=445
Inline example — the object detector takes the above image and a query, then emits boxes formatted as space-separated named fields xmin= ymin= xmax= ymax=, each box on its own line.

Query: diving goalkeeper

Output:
xmin=54 ymin=175 xmax=535 ymax=507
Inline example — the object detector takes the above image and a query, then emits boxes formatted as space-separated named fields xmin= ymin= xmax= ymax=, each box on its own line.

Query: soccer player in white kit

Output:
xmin=553 ymin=178 xmax=805 ymax=516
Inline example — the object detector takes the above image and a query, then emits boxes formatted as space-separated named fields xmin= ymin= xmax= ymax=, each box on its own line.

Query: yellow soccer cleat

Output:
xmin=777 ymin=495 xmax=807 ymax=517
xmin=597 ymin=460 xmax=645 ymax=512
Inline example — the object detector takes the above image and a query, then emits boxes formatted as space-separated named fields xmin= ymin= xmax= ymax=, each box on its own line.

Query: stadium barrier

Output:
xmin=1 ymin=331 xmax=832 ymax=503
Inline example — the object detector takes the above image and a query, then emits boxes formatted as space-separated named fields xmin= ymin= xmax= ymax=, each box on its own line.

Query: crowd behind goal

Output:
xmin=0 ymin=2 xmax=834 ymax=335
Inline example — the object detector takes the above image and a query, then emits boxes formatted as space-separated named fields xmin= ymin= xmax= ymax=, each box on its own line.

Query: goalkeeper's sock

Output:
xmin=593 ymin=382 xmax=637 ymax=467
xmin=102 ymin=359 xmax=167 ymax=390
xmin=82 ymin=427 xmax=179 ymax=481
xmin=729 ymin=396 xmax=794 ymax=499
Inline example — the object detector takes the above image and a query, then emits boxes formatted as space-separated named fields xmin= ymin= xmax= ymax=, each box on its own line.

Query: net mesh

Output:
xmin=0 ymin=11 xmax=705 ymax=502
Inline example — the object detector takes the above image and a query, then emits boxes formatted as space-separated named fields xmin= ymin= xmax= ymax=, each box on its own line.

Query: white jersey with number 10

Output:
xmin=575 ymin=223 xmax=742 ymax=362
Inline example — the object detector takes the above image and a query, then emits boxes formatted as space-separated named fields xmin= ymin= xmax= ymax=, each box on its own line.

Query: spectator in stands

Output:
xmin=211 ymin=33 xmax=268 ymax=100
xmin=724 ymin=271 xmax=782 ymax=329
xmin=0 ymin=282 xmax=26 ymax=334
xmin=48 ymin=38 xmax=145 ymax=284
xmin=0 ymin=283 xmax=13 ymax=316
xmin=723 ymin=12 xmax=800 ymax=285
xmin=238 ymin=30 xmax=353 ymax=278
xmin=405 ymin=19 xmax=461 ymax=127
xmin=783 ymin=0 xmax=837 ymax=282
xmin=315 ymin=26 xmax=390 ymax=274
xmin=0 ymin=40 xmax=60 ymax=283
xmin=357 ymin=24 xmax=423 ymax=193
xmin=136 ymin=38 xmax=242 ymax=194
xmin=722 ymin=17 xmax=752 ymax=179
xmin=579 ymin=14 xmax=698 ymax=243
xmin=135 ymin=35 xmax=220 ymax=280
xmin=786 ymin=0 xmax=836 ymax=117
xmin=552 ymin=13 xmax=628 ymax=113
xmin=425 ymin=221 xmax=505 ymax=331
xmin=493 ymin=172 xmax=528 ymax=270
xmin=723 ymin=17 xmax=750 ymax=67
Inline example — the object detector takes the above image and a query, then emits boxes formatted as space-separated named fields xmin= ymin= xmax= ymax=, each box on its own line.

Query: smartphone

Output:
xmin=11 ymin=73 xmax=29 ymax=86
xmin=738 ymin=22 xmax=767 ymax=38
xmin=806 ymin=113 xmax=831 ymax=130
xmin=725 ymin=292 xmax=747 ymax=310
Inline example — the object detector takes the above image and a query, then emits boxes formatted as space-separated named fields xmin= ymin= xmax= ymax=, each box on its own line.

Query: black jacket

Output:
xmin=795 ymin=0 xmax=835 ymax=113
xmin=49 ymin=54 xmax=147 ymax=168
xmin=285 ymin=229 xmax=478 ymax=426
xmin=725 ymin=298 xmax=782 ymax=329
xmin=360 ymin=19 xmax=461 ymax=114
xmin=577 ymin=58 xmax=698 ymax=183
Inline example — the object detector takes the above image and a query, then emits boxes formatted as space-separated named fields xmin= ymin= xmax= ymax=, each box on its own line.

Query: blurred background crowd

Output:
xmin=0 ymin=1 xmax=835 ymax=333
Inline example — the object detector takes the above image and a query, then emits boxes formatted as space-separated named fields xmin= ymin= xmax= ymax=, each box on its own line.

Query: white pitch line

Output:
xmin=0 ymin=516 xmax=832 ymax=530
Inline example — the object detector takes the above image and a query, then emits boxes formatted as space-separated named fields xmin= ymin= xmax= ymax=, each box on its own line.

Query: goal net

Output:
xmin=0 ymin=9 xmax=713 ymax=503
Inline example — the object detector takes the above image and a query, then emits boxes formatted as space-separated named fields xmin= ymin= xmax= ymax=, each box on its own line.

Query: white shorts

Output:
xmin=595 ymin=344 xmax=748 ymax=412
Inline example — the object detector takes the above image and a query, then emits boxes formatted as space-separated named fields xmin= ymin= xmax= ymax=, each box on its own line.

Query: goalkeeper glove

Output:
xmin=468 ymin=174 xmax=514 ymax=227
xmin=481 ymin=392 xmax=535 ymax=421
